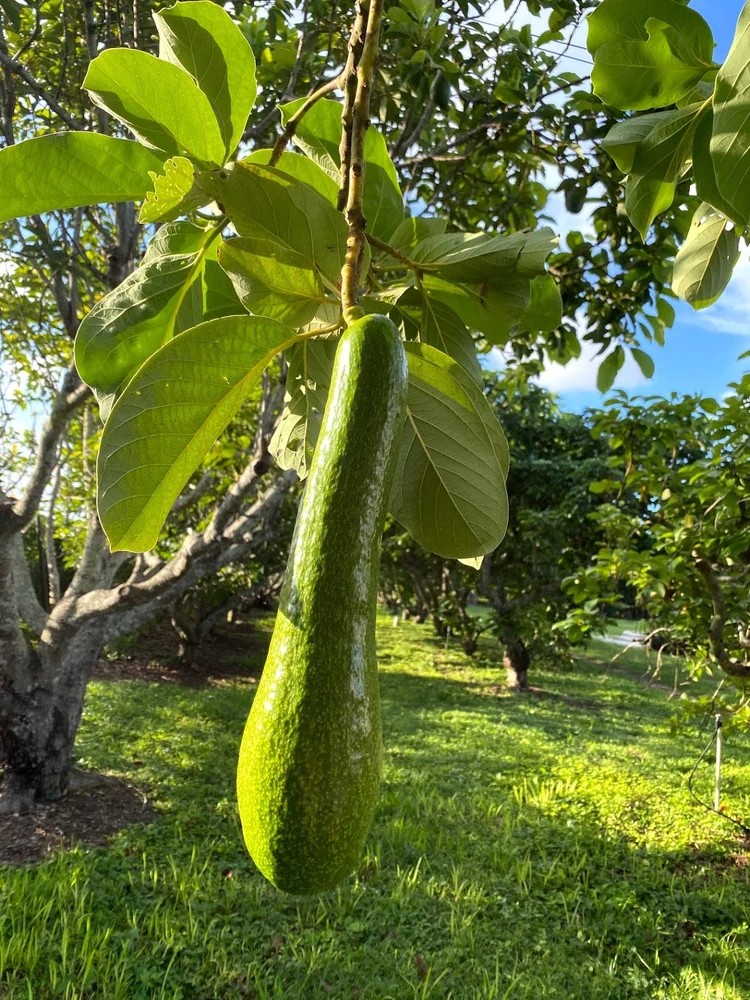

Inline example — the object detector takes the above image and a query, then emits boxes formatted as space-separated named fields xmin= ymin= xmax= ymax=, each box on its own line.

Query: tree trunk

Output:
xmin=0 ymin=621 xmax=103 ymax=814
xmin=503 ymin=637 xmax=530 ymax=690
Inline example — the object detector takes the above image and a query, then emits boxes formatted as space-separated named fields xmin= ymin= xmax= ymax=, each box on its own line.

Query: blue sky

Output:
xmin=536 ymin=0 xmax=748 ymax=411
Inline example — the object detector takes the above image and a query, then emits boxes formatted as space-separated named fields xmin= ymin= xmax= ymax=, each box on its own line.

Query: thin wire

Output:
xmin=687 ymin=720 xmax=750 ymax=836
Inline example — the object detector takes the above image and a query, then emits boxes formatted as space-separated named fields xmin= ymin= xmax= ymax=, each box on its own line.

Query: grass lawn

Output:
xmin=2 ymin=614 xmax=750 ymax=999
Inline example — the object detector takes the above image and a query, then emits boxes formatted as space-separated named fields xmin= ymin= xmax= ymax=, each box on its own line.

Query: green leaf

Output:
xmin=411 ymin=228 xmax=556 ymax=282
xmin=596 ymin=346 xmax=625 ymax=393
xmin=424 ymin=275 xmax=531 ymax=346
xmin=83 ymin=49 xmax=225 ymax=165
xmin=600 ymin=113 xmax=670 ymax=173
xmin=98 ymin=316 xmax=296 ymax=551
xmin=389 ymin=343 xmax=509 ymax=559
xmin=587 ymin=0 xmax=715 ymax=111
xmin=693 ymin=110 xmax=744 ymax=223
xmin=154 ymin=0 xmax=257 ymax=160
xmin=0 ymin=133 xmax=165 ymax=223
xmin=139 ymin=156 xmax=206 ymax=224
xmin=279 ymin=97 xmax=404 ymax=240
xmin=388 ymin=216 xmax=448 ymax=254
xmin=202 ymin=259 xmax=245 ymax=321
xmin=621 ymin=105 xmax=705 ymax=236
xmin=603 ymin=106 xmax=704 ymax=179
xmin=671 ymin=203 xmax=740 ymax=309
xmin=624 ymin=174 xmax=678 ymax=240
xmin=269 ymin=339 xmax=338 ymax=477
xmin=631 ymin=347 xmax=655 ymax=378
xmin=517 ymin=273 xmax=562 ymax=334
xmin=711 ymin=4 xmax=750 ymax=224
xmin=247 ymin=149 xmax=339 ymax=204
xmin=202 ymin=161 xmax=347 ymax=283
xmin=218 ymin=237 xmax=337 ymax=327
xmin=75 ymin=223 xmax=213 ymax=397
xmin=397 ymin=288 xmax=483 ymax=385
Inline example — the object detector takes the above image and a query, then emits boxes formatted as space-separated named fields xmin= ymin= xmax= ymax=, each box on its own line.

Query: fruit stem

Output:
xmin=340 ymin=0 xmax=384 ymax=324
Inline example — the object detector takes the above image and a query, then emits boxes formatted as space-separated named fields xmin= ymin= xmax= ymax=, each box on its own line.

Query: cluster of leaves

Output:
xmin=2 ymin=1 xmax=574 ymax=565
xmin=589 ymin=0 xmax=749 ymax=312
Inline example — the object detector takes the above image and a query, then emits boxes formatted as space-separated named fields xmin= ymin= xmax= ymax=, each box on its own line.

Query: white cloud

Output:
xmin=537 ymin=339 xmax=646 ymax=394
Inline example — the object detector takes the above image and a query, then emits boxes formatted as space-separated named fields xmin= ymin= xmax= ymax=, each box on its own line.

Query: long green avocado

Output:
xmin=236 ymin=313 xmax=409 ymax=894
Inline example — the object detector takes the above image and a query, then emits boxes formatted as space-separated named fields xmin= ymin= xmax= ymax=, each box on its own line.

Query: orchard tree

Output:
xmin=0 ymin=0 xmax=741 ymax=823
xmin=565 ymin=380 xmax=750 ymax=712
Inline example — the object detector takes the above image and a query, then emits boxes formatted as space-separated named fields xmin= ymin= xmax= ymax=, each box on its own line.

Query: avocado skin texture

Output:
xmin=237 ymin=314 xmax=408 ymax=894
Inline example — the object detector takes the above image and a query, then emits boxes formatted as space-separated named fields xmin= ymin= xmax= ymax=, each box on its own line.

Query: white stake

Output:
xmin=715 ymin=714 xmax=723 ymax=812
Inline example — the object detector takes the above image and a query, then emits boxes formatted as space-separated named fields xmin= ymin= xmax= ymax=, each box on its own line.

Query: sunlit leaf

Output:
xmin=411 ymin=228 xmax=556 ymax=282
xmin=280 ymin=97 xmax=404 ymax=240
xmin=587 ymin=0 xmax=715 ymax=111
xmin=0 ymin=133 xmax=164 ymax=223
xmin=154 ymin=0 xmax=257 ymax=159
xmin=218 ymin=237 xmax=337 ymax=327
xmin=201 ymin=160 xmax=347 ymax=283
xmin=672 ymin=203 xmax=740 ymax=309
xmin=98 ymin=316 xmax=297 ymax=551
xmin=711 ymin=4 xmax=750 ymax=224
xmin=139 ymin=156 xmax=206 ymax=223
xmin=83 ymin=49 xmax=225 ymax=164
xmin=75 ymin=223 xmax=214 ymax=397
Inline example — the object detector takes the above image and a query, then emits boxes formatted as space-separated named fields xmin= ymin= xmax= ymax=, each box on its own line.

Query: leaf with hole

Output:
xmin=139 ymin=156 xmax=207 ymax=224
xmin=671 ymin=204 xmax=740 ymax=309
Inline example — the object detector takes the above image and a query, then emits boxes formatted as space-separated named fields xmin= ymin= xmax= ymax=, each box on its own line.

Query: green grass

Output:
xmin=2 ymin=614 xmax=750 ymax=999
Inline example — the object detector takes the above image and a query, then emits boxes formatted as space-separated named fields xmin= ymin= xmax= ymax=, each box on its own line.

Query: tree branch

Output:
xmin=2 ymin=368 xmax=90 ymax=538
xmin=0 ymin=49 xmax=84 ymax=131
xmin=695 ymin=556 xmax=750 ymax=679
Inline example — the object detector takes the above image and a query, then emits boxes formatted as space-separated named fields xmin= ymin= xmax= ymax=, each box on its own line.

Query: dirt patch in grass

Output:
xmin=0 ymin=773 xmax=157 ymax=867
xmin=93 ymin=616 xmax=272 ymax=687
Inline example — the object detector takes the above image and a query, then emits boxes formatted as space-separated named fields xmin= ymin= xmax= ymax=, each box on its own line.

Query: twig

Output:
xmin=340 ymin=0 xmax=384 ymax=322
xmin=268 ymin=73 xmax=342 ymax=167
